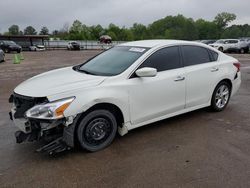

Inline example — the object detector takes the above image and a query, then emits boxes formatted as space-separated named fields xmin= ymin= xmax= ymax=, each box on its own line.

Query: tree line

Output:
xmin=3 ymin=12 xmax=250 ymax=41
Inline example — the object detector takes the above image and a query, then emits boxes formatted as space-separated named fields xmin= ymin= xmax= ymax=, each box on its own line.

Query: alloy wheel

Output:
xmin=215 ymin=84 xmax=230 ymax=109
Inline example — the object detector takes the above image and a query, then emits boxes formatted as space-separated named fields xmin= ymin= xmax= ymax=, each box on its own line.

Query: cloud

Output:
xmin=0 ymin=0 xmax=249 ymax=33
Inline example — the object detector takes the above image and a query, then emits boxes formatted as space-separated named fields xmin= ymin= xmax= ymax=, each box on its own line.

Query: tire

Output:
xmin=240 ymin=48 xmax=244 ymax=54
xmin=77 ymin=109 xmax=117 ymax=152
xmin=218 ymin=47 xmax=223 ymax=52
xmin=210 ymin=81 xmax=231 ymax=112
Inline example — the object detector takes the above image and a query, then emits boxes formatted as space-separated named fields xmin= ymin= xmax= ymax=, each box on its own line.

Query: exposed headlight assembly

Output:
xmin=25 ymin=97 xmax=75 ymax=120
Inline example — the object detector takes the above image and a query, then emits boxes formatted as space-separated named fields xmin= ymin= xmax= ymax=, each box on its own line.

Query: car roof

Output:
xmin=118 ymin=39 xmax=205 ymax=48
xmin=224 ymin=39 xmax=239 ymax=41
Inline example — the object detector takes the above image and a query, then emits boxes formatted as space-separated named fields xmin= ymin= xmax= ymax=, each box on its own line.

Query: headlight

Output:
xmin=25 ymin=97 xmax=75 ymax=120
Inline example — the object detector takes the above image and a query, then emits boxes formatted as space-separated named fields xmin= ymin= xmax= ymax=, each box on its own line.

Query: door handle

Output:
xmin=174 ymin=76 xmax=185 ymax=81
xmin=211 ymin=67 xmax=219 ymax=72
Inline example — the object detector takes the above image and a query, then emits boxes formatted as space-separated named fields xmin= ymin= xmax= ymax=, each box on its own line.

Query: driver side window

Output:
xmin=139 ymin=46 xmax=181 ymax=72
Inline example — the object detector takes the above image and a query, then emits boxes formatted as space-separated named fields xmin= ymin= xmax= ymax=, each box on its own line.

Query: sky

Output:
xmin=0 ymin=0 xmax=250 ymax=33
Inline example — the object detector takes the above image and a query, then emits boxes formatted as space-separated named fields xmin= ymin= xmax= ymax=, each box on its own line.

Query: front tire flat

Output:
xmin=77 ymin=109 xmax=117 ymax=152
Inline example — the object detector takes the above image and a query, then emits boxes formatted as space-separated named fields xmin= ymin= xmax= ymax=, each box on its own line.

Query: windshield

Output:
xmin=77 ymin=46 xmax=149 ymax=76
xmin=216 ymin=40 xmax=225 ymax=44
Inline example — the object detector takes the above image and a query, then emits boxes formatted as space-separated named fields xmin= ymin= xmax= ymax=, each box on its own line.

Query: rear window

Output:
xmin=209 ymin=50 xmax=219 ymax=61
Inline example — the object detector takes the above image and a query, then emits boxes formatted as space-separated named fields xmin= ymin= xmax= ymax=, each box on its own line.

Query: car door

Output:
xmin=229 ymin=40 xmax=239 ymax=50
xmin=0 ymin=41 xmax=3 ymax=50
xmin=127 ymin=46 xmax=185 ymax=125
xmin=181 ymin=45 xmax=220 ymax=108
xmin=222 ymin=40 xmax=231 ymax=51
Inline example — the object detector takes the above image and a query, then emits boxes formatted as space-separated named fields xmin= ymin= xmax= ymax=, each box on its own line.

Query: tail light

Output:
xmin=233 ymin=62 xmax=240 ymax=72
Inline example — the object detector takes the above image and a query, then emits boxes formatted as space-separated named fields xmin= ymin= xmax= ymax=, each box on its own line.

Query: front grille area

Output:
xmin=11 ymin=93 xmax=48 ymax=118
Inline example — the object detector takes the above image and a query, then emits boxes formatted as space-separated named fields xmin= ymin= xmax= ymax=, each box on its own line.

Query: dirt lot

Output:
xmin=0 ymin=50 xmax=250 ymax=188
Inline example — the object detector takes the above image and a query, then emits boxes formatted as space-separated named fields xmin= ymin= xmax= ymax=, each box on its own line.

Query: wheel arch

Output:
xmin=63 ymin=102 xmax=126 ymax=148
xmin=218 ymin=78 xmax=232 ymax=90
xmin=78 ymin=102 xmax=125 ymax=128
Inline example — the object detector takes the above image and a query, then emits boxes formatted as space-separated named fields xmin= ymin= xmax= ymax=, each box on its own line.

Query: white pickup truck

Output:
xmin=209 ymin=39 xmax=249 ymax=54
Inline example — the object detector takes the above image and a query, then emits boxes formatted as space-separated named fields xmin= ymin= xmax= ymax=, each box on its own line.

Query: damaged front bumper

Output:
xmin=9 ymin=94 xmax=79 ymax=154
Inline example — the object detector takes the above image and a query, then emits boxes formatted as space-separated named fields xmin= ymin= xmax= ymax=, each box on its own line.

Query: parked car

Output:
xmin=209 ymin=39 xmax=249 ymax=53
xmin=0 ymin=40 xmax=22 ymax=53
xmin=29 ymin=45 xmax=46 ymax=51
xmin=200 ymin=40 xmax=217 ymax=45
xmin=9 ymin=40 xmax=241 ymax=154
xmin=240 ymin=38 xmax=250 ymax=48
xmin=99 ymin=35 xmax=112 ymax=44
xmin=67 ymin=41 xmax=80 ymax=50
xmin=0 ymin=49 xmax=5 ymax=62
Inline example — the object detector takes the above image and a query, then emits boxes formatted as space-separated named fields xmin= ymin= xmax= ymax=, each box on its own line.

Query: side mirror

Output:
xmin=135 ymin=67 xmax=157 ymax=77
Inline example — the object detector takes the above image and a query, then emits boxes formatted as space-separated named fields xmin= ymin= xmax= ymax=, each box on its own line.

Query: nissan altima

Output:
xmin=9 ymin=40 xmax=241 ymax=153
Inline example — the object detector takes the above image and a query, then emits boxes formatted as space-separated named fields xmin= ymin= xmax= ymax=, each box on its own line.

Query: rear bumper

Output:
xmin=231 ymin=72 xmax=241 ymax=97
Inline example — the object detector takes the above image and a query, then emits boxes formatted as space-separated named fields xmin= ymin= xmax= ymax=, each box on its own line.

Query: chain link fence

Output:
xmin=44 ymin=40 xmax=125 ymax=50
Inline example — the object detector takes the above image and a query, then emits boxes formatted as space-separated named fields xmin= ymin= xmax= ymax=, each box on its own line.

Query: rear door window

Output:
xmin=181 ymin=45 xmax=211 ymax=66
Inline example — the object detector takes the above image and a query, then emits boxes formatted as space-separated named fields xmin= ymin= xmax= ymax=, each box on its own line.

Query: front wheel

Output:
xmin=210 ymin=81 xmax=231 ymax=112
xmin=77 ymin=109 xmax=117 ymax=152
xmin=218 ymin=47 xmax=223 ymax=52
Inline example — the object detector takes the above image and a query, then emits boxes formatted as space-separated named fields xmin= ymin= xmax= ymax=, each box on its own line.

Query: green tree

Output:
xmin=39 ymin=26 xmax=49 ymax=35
xmin=69 ymin=20 xmax=90 ymax=40
xmin=195 ymin=19 xmax=219 ymax=39
xmin=221 ymin=25 xmax=243 ymax=38
xmin=149 ymin=15 xmax=198 ymax=40
xmin=214 ymin=12 xmax=236 ymax=29
xmin=106 ymin=31 xmax=117 ymax=41
xmin=8 ymin=25 xmax=19 ymax=35
xmin=89 ymin=25 xmax=104 ymax=40
xmin=131 ymin=23 xmax=147 ymax=40
xmin=24 ymin=26 xmax=37 ymax=35
xmin=69 ymin=20 xmax=82 ymax=34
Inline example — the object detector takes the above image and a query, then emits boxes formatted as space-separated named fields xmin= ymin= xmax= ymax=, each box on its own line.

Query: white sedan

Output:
xmin=0 ymin=49 xmax=5 ymax=62
xmin=29 ymin=45 xmax=46 ymax=51
xmin=10 ymin=40 xmax=241 ymax=153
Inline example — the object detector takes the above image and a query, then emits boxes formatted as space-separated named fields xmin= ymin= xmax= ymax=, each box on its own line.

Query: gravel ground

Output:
xmin=0 ymin=50 xmax=250 ymax=188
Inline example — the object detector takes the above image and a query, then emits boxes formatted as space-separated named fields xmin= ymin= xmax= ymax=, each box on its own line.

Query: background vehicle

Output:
xmin=9 ymin=40 xmax=241 ymax=153
xmin=240 ymin=38 xmax=250 ymax=48
xmin=0 ymin=40 xmax=22 ymax=53
xmin=29 ymin=45 xmax=46 ymax=51
xmin=67 ymin=41 xmax=80 ymax=50
xmin=210 ymin=39 xmax=249 ymax=53
xmin=99 ymin=35 xmax=112 ymax=44
xmin=0 ymin=49 xmax=5 ymax=62
xmin=200 ymin=40 xmax=216 ymax=45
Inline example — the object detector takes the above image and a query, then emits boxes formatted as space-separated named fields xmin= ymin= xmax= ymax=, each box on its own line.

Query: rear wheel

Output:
xmin=211 ymin=81 xmax=231 ymax=112
xmin=77 ymin=109 xmax=117 ymax=152
xmin=240 ymin=48 xmax=245 ymax=54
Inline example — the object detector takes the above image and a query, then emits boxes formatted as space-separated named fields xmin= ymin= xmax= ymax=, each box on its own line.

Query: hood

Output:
xmin=209 ymin=43 xmax=222 ymax=46
xmin=14 ymin=67 xmax=106 ymax=97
